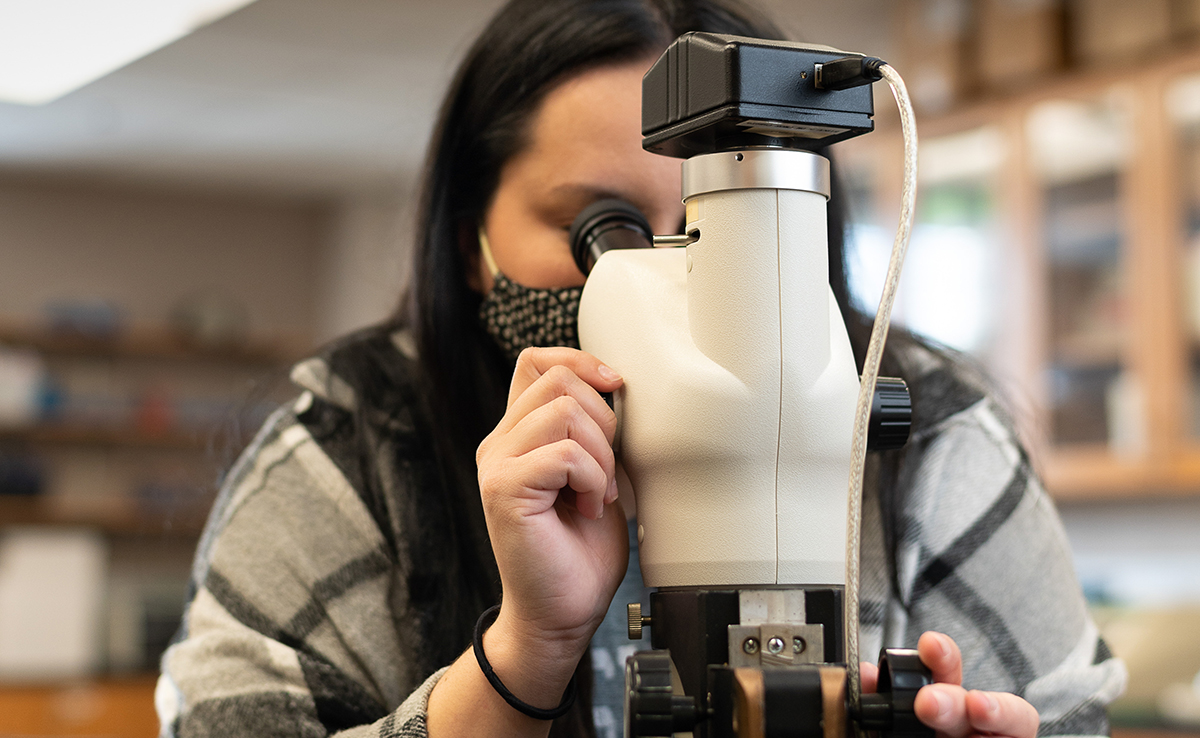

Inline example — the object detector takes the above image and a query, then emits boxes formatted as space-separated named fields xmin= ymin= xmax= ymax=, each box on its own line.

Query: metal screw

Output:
xmin=742 ymin=637 xmax=760 ymax=655
xmin=800 ymin=71 xmax=809 ymax=79
xmin=793 ymin=637 xmax=807 ymax=654
xmin=767 ymin=637 xmax=785 ymax=655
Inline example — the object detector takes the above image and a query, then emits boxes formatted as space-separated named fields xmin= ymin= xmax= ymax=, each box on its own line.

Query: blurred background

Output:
xmin=0 ymin=0 xmax=1198 ymax=735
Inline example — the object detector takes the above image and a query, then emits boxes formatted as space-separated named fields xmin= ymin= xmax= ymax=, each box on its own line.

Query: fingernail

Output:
xmin=608 ymin=477 xmax=619 ymax=502
xmin=930 ymin=688 xmax=950 ymax=718
xmin=597 ymin=364 xmax=621 ymax=382
xmin=983 ymin=693 xmax=998 ymax=714
xmin=934 ymin=632 xmax=950 ymax=658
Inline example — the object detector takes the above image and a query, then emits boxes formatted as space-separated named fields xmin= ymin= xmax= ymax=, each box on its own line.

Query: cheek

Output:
xmin=511 ymin=236 xmax=586 ymax=288
xmin=484 ymin=198 xmax=585 ymax=289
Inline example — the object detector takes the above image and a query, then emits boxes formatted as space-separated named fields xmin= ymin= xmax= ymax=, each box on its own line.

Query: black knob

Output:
xmin=867 ymin=376 xmax=911 ymax=451
xmin=569 ymin=198 xmax=653 ymax=276
xmin=625 ymin=651 xmax=698 ymax=738
xmin=857 ymin=648 xmax=934 ymax=738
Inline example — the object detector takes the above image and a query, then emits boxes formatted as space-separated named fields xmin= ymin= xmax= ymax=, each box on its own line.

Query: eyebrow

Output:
xmin=542 ymin=182 xmax=685 ymax=233
xmin=533 ymin=182 xmax=638 ymax=226
xmin=543 ymin=182 xmax=628 ymax=204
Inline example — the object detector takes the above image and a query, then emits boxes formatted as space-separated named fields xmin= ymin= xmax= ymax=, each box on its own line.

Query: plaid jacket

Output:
xmin=157 ymin=327 xmax=1125 ymax=737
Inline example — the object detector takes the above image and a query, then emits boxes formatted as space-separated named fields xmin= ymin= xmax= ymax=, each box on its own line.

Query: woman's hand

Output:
xmin=474 ymin=347 xmax=630 ymax=700
xmin=428 ymin=347 xmax=627 ymax=738
xmin=861 ymin=632 xmax=1039 ymax=738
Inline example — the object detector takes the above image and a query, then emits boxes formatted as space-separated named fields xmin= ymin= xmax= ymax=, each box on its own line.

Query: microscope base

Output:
xmin=625 ymin=588 xmax=931 ymax=738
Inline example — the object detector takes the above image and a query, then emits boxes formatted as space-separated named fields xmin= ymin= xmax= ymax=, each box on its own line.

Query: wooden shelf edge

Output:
xmin=0 ymin=322 xmax=308 ymax=364
xmin=0 ymin=424 xmax=217 ymax=450
xmin=0 ymin=496 xmax=207 ymax=538
xmin=1041 ymin=446 xmax=1200 ymax=500
xmin=1113 ymin=729 xmax=1200 ymax=738
xmin=0 ymin=673 xmax=160 ymax=690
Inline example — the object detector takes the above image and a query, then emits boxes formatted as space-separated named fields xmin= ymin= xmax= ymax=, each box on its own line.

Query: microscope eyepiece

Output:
xmin=569 ymin=198 xmax=653 ymax=276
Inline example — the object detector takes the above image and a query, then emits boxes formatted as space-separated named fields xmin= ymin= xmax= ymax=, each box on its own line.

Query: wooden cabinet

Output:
xmin=843 ymin=47 xmax=1200 ymax=500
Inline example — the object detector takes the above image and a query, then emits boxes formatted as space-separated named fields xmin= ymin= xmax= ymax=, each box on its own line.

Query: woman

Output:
xmin=157 ymin=1 xmax=1125 ymax=737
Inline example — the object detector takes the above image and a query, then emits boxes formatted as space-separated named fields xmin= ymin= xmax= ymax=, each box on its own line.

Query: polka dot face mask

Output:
xmin=477 ymin=228 xmax=583 ymax=362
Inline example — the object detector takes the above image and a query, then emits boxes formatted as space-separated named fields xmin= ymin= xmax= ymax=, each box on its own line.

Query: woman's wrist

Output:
xmin=482 ymin=605 xmax=592 ymax=710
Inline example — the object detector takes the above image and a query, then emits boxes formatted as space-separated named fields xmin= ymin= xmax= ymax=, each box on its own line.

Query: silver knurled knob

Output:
xmin=627 ymin=602 xmax=650 ymax=640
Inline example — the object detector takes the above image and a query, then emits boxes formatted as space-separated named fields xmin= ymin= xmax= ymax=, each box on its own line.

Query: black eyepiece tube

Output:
xmin=569 ymin=198 xmax=653 ymax=276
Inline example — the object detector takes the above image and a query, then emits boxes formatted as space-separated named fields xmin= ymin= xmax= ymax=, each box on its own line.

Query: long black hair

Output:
xmin=395 ymin=1 xmax=919 ymax=735
xmin=407 ymin=0 xmax=788 ymax=451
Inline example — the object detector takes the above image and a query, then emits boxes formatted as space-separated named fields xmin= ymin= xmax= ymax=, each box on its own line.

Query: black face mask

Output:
xmin=476 ymin=229 xmax=582 ymax=362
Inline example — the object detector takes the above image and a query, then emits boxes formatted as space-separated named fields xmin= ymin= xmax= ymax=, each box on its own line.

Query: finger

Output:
xmin=506 ymin=439 xmax=609 ymax=520
xmin=918 ymin=631 xmax=963 ymax=686
xmin=965 ymin=690 xmax=1039 ymax=738
xmin=508 ymin=347 xmax=623 ymax=412
xmin=502 ymin=362 xmax=619 ymax=445
xmin=504 ymin=395 xmax=617 ymax=503
xmin=914 ymin=682 xmax=971 ymax=737
xmin=859 ymin=662 xmax=879 ymax=694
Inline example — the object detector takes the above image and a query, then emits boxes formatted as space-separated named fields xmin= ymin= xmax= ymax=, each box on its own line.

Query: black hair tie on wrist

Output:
xmin=472 ymin=604 xmax=577 ymax=720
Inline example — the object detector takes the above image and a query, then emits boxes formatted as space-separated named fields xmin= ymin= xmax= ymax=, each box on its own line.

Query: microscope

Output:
xmin=573 ymin=33 xmax=925 ymax=738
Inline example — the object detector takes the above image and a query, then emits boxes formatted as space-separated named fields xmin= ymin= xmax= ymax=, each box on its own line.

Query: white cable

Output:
xmin=844 ymin=62 xmax=918 ymax=716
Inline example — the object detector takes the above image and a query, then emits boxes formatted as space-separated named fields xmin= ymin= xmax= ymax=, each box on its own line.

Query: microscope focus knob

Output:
xmin=867 ymin=377 xmax=912 ymax=451
xmin=857 ymin=648 xmax=934 ymax=738
xmin=625 ymin=651 xmax=698 ymax=737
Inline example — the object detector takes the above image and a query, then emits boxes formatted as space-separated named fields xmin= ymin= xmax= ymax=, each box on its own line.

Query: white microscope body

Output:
xmin=578 ymin=148 xmax=859 ymax=589
xmin=582 ymin=33 xmax=925 ymax=738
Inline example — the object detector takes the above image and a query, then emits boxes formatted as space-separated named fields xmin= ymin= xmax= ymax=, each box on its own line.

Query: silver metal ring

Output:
xmin=681 ymin=149 xmax=831 ymax=200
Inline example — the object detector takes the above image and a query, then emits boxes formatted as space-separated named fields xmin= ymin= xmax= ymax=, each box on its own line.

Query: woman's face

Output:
xmin=477 ymin=58 xmax=684 ymax=292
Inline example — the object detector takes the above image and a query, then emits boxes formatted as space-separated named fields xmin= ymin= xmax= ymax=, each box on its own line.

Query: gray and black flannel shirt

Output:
xmin=157 ymin=328 xmax=1126 ymax=737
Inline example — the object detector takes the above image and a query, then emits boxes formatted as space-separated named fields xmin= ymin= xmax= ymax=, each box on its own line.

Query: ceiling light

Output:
xmin=0 ymin=0 xmax=257 ymax=106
